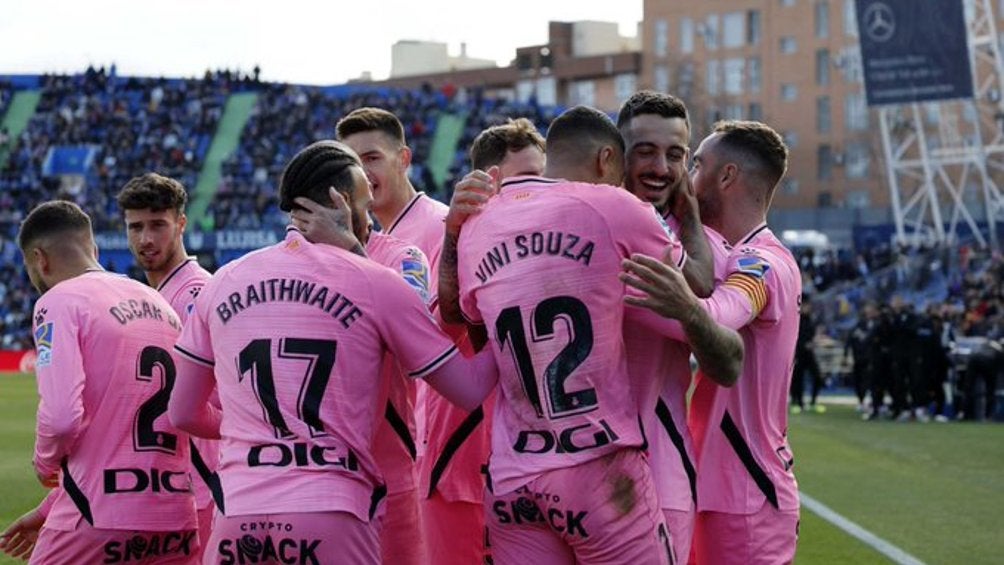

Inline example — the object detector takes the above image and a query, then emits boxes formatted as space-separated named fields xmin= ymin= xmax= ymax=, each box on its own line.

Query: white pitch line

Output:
xmin=801 ymin=492 xmax=927 ymax=565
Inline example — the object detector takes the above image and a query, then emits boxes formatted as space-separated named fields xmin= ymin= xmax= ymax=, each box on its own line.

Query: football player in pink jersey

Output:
xmin=1 ymin=201 xmax=199 ymax=564
xmin=616 ymin=91 xmax=731 ymax=563
xmin=454 ymin=106 xmax=742 ymax=565
xmin=287 ymin=141 xmax=433 ymax=565
xmin=337 ymin=107 xmax=494 ymax=565
xmin=168 ymin=140 xmax=500 ymax=564
xmin=117 ymin=174 xmax=220 ymax=553
xmin=621 ymin=121 xmax=801 ymax=565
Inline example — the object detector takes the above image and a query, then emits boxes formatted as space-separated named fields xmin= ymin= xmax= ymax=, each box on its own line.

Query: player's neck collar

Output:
xmin=739 ymin=223 xmax=770 ymax=245
xmin=499 ymin=176 xmax=558 ymax=190
xmin=385 ymin=192 xmax=425 ymax=235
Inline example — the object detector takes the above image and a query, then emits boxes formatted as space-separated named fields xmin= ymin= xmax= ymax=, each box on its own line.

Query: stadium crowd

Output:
xmin=0 ymin=68 xmax=1002 ymax=565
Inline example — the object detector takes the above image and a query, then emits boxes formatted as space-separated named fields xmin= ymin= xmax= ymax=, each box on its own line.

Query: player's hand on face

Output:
xmin=292 ymin=188 xmax=360 ymax=250
xmin=445 ymin=166 xmax=499 ymax=236
xmin=0 ymin=506 xmax=45 ymax=560
xmin=620 ymin=253 xmax=700 ymax=320
xmin=671 ymin=164 xmax=699 ymax=222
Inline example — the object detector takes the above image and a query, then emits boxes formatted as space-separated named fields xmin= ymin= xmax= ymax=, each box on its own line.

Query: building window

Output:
xmin=817 ymin=96 xmax=832 ymax=133
xmin=725 ymin=104 xmax=744 ymax=120
xmin=847 ymin=189 xmax=871 ymax=208
xmin=818 ymin=191 xmax=834 ymax=207
xmin=781 ymin=83 xmax=798 ymax=101
xmin=815 ymin=0 xmax=830 ymax=38
xmin=845 ymin=92 xmax=869 ymax=130
xmin=571 ymin=80 xmax=596 ymax=107
xmin=781 ymin=0 xmax=796 ymax=6
xmin=681 ymin=18 xmax=695 ymax=54
xmin=749 ymin=102 xmax=763 ymax=121
xmin=704 ymin=14 xmax=720 ymax=50
xmin=818 ymin=144 xmax=833 ymax=180
xmin=844 ymin=0 xmax=859 ymax=36
xmin=816 ymin=49 xmax=830 ymax=86
xmin=845 ymin=142 xmax=870 ymax=179
xmin=780 ymin=36 xmax=797 ymax=54
xmin=654 ymin=19 xmax=668 ymax=57
xmin=654 ymin=66 xmax=670 ymax=94
xmin=782 ymin=178 xmax=800 ymax=195
xmin=724 ymin=58 xmax=744 ymax=95
xmin=679 ymin=61 xmax=695 ymax=98
xmin=516 ymin=80 xmax=534 ymax=103
xmin=536 ymin=77 xmax=557 ymax=106
xmin=836 ymin=46 xmax=863 ymax=83
xmin=615 ymin=74 xmax=636 ymax=105
xmin=723 ymin=12 xmax=745 ymax=48
xmin=706 ymin=59 xmax=721 ymax=96
xmin=783 ymin=131 xmax=799 ymax=148
xmin=747 ymin=10 xmax=762 ymax=45
xmin=516 ymin=53 xmax=532 ymax=71
xmin=748 ymin=57 xmax=762 ymax=93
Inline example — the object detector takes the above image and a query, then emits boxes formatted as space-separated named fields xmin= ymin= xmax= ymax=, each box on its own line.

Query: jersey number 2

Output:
xmin=133 ymin=346 xmax=179 ymax=454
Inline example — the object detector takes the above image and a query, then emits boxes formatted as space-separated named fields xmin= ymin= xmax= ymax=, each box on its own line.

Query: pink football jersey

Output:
xmin=32 ymin=270 xmax=196 ymax=531
xmin=157 ymin=257 xmax=209 ymax=325
xmin=458 ymin=177 xmax=685 ymax=495
xmin=174 ymin=228 xmax=459 ymax=521
xmin=366 ymin=231 xmax=431 ymax=494
xmin=632 ymin=217 xmax=733 ymax=512
xmin=687 ymin=224 xmax=802 ymax=514
xmin=383 ymin=192 xmax=448 ymax=306
xmin=156 ymin=256 xmax=221 ymax=514
xmin=383 ymin=192 xmax=492 ymax=505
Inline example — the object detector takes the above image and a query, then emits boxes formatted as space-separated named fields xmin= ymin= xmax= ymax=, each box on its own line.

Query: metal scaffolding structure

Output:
xmin=878 ymin=0 xmax=1004 ymax=249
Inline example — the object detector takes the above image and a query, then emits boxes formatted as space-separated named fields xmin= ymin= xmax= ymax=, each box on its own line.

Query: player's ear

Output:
xmin=32 ymin=247 xmax=50 ymax=274
xmin=398 ymin=144 xmax=413 ymax=172
xmin=720 ymin=162 xmax=739 ymax=190
xmin=177 ymin=212 xmax=188 ymax=232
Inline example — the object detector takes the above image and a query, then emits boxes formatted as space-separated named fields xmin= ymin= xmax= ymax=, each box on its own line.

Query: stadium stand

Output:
xmin=0 ymin=69 xmax=1000 ymax=425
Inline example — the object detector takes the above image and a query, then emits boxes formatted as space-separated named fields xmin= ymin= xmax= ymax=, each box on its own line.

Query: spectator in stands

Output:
xmin=844 ymin=302 xmax=878 ymax=413
xmin=791 ymin=295 xmax=824 ymax=413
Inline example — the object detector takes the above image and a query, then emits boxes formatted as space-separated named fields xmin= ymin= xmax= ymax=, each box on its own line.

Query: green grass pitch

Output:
xmin=1 ymin=371 xmax=1002 ymax=564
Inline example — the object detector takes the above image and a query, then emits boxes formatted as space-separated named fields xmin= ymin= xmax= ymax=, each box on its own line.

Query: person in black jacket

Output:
xmin=844 ymin=302 xmax=878 ymax=412
xmin=791 ymin=295 xmax=824 ymax=413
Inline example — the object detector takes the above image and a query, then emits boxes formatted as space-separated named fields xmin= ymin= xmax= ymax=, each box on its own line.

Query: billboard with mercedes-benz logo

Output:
xmin=856 ymin=0 xmax=973 ymax=106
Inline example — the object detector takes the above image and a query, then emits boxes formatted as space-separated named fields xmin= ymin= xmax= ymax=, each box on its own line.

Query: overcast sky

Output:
xmin=2 ymin=0 xmax=642 ymax=84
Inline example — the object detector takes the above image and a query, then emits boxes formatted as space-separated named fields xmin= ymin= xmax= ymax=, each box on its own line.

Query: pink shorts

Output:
xmin=422 ymin=492 xmax=489 ymax=565
xmin=690 ymin=501 xmax=799 ymax=565
xmin=381 ymin=488 xmax=427 ymax=565
xmin=31 ymin=523 xmax=199 ymax=564
xmin=203 ymin=511 xmax=379 ymax=565
xmin=663 ymin=508 xmax=694 ymax=565
xmin=486 ymin=449 xmax=672 ymax=565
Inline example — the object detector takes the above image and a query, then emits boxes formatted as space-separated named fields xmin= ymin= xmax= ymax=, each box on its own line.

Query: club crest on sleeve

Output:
xmin=34 ymin=308 xmax=47 ymax=327
xmin=736 ymin=256 xmax=771 ymax=279
xmin=401 ymin=258 xmax=430 ymax=303
xmin=34 ymin=322 xmax=54 ymax=367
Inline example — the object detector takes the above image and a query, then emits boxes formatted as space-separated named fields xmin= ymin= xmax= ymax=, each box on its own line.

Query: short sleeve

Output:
xmin=372 ymin=271 xmax=459 ymax=378
xmin=174 ymin=284 xmax=215 ymax=367
xmin=394 ymin=245 xmax=433 ymax=307
xmin=173 ymin=280 xmax=206 ymax=325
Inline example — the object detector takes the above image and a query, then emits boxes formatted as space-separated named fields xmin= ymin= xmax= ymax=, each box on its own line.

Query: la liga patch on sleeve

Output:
xmin=34 ymin=322 xmax=54 ymax=368
xmin=401 ymin=258 xmax=431 ymax=303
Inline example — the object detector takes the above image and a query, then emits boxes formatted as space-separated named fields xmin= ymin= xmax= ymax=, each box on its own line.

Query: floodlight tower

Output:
xmin=876 ymin=0 xmax=1004 ymax=249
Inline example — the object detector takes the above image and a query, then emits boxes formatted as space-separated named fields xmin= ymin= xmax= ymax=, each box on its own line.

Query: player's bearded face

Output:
xmin=347 ymin=166 xmax=375 ymax=244
xmin=124 ymin=208 xmax=184 ymax=273
xmin=624 ymin=115 xmax=690 ymax=214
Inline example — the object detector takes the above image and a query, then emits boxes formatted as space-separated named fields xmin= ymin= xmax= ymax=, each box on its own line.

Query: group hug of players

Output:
xmin=0 ymin=90 xmax=803 ymax=565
